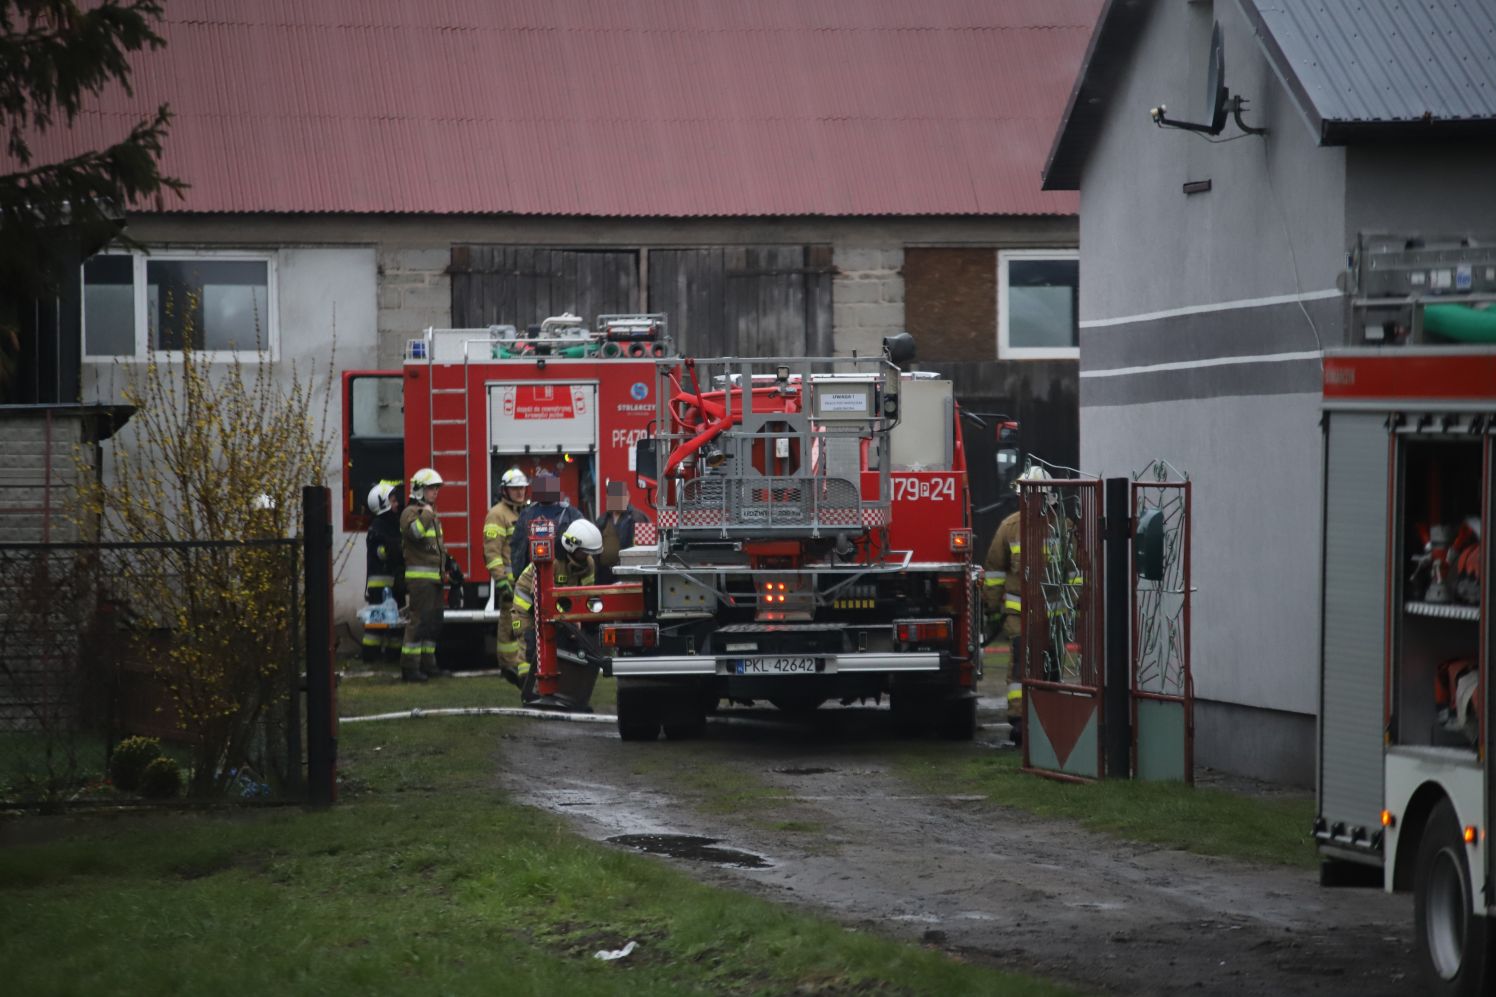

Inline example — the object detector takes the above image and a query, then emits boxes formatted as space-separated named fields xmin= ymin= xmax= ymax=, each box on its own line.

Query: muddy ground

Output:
xmin=500 ymin=700 xmax=1413 ymax=996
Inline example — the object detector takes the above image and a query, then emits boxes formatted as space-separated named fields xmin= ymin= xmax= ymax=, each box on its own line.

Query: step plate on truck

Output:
xmin=611 ymin=652 xmax=941 ymax=677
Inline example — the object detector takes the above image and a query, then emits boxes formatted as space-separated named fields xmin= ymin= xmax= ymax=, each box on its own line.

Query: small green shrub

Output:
xmin=138 ymin=756 xmax=182 ymax=800
xmin=109 ymin=736 xmax=162 ymax=792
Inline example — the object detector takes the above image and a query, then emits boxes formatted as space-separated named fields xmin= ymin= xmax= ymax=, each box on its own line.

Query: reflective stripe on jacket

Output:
xmin=399 ymin=500 xmax=445 ymax=581
xmin=482 ymin=498 xmax=524 ymax=579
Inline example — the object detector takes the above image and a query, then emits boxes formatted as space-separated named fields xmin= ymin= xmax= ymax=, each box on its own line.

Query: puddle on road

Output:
xmin=773 ymin=767 xmax=835 ymax=776
xmin=607 ymin=833 xmax=771 ymax=869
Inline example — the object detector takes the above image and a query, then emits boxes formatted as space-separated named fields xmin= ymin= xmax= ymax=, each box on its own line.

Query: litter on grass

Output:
xmin=594 ymin=940 xmax=638 ymax=961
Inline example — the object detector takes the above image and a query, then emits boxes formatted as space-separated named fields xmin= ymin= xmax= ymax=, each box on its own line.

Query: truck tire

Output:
xmin=937 ymin=695 xmax=977 ymax=741
xmin=1413 ymin=798 xmax=1493 ymax=996
xmin=616 ymin=687 xmax=661 ymax=742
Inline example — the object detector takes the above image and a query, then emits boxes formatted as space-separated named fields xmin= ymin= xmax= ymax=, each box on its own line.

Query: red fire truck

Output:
xmin=341 ymin=314 xmax=669 ymax=661
xmin=591 ymin=339 xmax=985 ymax=740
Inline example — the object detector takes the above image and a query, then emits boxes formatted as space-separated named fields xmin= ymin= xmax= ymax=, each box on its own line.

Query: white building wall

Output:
xmin=82 ymin=247 xmax=379 ymax=637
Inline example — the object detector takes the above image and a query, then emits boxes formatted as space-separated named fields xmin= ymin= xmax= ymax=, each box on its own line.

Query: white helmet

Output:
xmin=367 ymin=480 xmax=401 ymax=516
xmin=1014 ymin=465 xmax=1052 ymax=492
xmin=410 ymin=467 xmax=443 ymax=501
xmin=560 ymin=520 xmax=604 ymax=557
xmin=500 ymin=467 xmax=530 ymax=489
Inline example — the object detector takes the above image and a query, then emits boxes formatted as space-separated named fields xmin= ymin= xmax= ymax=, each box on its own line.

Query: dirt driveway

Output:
xmin=500 ymin=701 xmax=1413 ymax=996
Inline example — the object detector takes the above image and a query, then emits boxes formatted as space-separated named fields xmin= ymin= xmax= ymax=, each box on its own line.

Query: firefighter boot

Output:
xmin=401 ymin=666 xmax=428 ymax=684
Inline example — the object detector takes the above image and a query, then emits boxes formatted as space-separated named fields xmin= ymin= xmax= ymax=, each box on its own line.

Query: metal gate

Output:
xmin=1020 ymin=478 xmax=1104 ymax=781
xmin=1131 ymin=463 xmax=1193 ymax=782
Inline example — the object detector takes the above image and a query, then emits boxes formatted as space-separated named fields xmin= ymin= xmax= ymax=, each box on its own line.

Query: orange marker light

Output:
xmin=1381 ymin=810 xmax=1395 ymax=828
xmin=1464 ymin=825 xmax=1478 ymax=845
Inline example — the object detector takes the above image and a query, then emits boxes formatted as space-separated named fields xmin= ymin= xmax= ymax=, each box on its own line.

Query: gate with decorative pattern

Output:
xmin=1019 ymin=477 xmax=1105 ymax=781
xmin=1131 ymin=463 xmax=1193 ymax=783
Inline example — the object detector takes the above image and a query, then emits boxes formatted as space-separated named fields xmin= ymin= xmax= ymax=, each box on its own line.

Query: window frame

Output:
xmin=82 ymin=249 xmax=279 ymax=363
xmin=997 ymin=248 xmax=1080 ymax=360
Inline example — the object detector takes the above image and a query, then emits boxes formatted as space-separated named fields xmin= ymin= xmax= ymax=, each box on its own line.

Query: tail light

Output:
xmin=760 ymin=580 xmax=791 ymax=604
xmin=601 ymin=623 xmax=659 ymax=649
xmin=894 ymin=618 xmax=952 ymax=643
xmin=949 ymin=529 xmax=972 ymax=554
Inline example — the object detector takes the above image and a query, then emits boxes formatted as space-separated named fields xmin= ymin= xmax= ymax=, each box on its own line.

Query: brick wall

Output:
xmin=377 ymin=247 xmax=452 ymax=367
xmin=832 ymin=245 xmax=905 ymax=358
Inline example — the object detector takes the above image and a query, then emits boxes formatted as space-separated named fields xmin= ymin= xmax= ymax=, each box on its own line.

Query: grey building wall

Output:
xmin=1074 ymin=1 xmax=1346 ymax=782
xmin=1345 ymin=140 xmax=1496 ymax=243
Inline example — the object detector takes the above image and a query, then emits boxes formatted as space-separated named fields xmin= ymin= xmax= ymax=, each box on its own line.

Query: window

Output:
xmin=998 ymin=249 xmax=1079 ymax=359
xmin=83 ymin=251 xmax=276 ymax=360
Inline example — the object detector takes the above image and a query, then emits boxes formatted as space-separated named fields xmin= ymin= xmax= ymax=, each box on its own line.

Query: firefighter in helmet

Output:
xmin=362 ymin=480 xmax=405 ymax=664
xmin=399 ymin=467 xmax=446 ymax=682
xmin=483 ymin=467 xmax=530 ymax=687
xmin=983 ymin=465 xmax=1052 ymax=745
xmin=511 ymin=519 xmax=602 ymax=702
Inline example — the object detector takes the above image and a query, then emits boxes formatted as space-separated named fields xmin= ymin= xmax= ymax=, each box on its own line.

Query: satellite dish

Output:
xmin=1204 ymin=22 xmax=1229 ymax=135
xmin=1148 ymin=19 xmax=1264 ymax=137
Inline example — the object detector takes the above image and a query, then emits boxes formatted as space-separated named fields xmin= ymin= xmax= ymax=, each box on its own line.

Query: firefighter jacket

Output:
xmin=399 ymin=499 xmax=446 ymax=583
xmin=365 ymin=509 xmax=405 ymax=599
xmin=481 ymin=497 xmax=526 ymax=583
xmin=983 ymin=511 xmax=1023 ymax=621
xmin=511 ymin=502 xmax=583 ymax=577
xmin=512 ymin=554 xmax=596 ymax=633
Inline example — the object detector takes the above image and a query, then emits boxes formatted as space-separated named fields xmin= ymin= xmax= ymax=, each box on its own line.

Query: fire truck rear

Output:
xmin=603 ymin=341 xmax=983 ymax=741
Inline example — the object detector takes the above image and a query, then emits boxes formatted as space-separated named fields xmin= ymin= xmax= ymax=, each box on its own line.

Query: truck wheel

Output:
xmin=616 ymin=688 xmax=661 ymax=742
xmin=937 ymin=695 xmax=977 ymax=741
xmin=662 ymin=714 xmax=706 ymax=740
xmin=1413 ymin=798 xmax=1493 ymax=996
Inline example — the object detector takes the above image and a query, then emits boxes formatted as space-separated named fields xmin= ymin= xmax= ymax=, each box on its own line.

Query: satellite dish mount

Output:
xmin=1149 ymin=22 xmax=1265 ymax=136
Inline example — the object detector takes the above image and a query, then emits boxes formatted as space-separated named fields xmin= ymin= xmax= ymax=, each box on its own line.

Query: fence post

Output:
xmin=303 ymin=486 xmax=337 ymax=805
xmin=1103 ymin=477 xmax=1132 ymax=778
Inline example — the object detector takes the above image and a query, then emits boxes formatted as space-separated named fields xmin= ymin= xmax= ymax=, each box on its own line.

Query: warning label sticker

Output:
xmin=502 ymin=385 xmax=584 ymax=420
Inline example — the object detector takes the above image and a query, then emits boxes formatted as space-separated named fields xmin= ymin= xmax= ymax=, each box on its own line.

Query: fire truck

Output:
xmin=1317 ymin=237 xmax=1495 ymax=994
xmin=341 ymin=313 xmax=669 ymax=660
xmin=593 ymin=337 xmax=985 ymax=741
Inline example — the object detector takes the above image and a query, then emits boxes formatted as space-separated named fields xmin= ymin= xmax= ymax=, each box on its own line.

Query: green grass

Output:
xmin=0 ymin=704 xmax=1070 ymax=996
xmin=339 ymin=670 xmax=619 ymax=717
xmin=898 ymin=747 xmax=1317 ymax=869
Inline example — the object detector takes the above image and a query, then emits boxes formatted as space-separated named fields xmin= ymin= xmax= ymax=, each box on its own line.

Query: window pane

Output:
xmin=350 ymin=376 xmax=404 ymax=437
xmin=1007 ymin=259 xmax=1078 ymax=350
xmin=83 ymin=255 xmax=135 ymax=356
xmin=147 ymin=259 xmax=269 ymax=351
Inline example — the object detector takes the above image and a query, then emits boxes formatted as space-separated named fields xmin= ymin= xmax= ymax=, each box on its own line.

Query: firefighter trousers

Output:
xmin=403 ymin=579 xmax=443 ymax=675
xmin=495 ymin=595 xmax=527 ymax=675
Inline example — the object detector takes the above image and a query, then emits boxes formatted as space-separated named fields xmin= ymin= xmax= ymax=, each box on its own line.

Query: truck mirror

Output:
xmin=996 ymin=446 xmax=1020 ymax=493
xmin=634 ymin=437 xmax=657 ymax=481
xmin=1135 ymin=508 xmax=1165 ymax=581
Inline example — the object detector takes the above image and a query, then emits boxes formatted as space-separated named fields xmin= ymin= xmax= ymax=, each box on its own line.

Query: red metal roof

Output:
xmin=21 ymin=0 xmax=1100 ymax=217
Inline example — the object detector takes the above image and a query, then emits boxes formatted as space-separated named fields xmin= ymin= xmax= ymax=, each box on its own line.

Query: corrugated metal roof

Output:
xmin=1241 ymin=0 xmax=1496 ymax=143
xmin=16 ymin=0 xmax=1101 ymax=217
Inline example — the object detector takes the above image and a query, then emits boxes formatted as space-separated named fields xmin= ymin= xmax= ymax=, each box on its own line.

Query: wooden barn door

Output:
xmin=450 ymin=247 xmax=640 ymax=328
xmin=647 ymin=245 xmax=833 ymax=356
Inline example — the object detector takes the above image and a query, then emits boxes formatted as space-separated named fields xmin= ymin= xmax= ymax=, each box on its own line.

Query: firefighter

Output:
xmin=511 ymin=519 xmax=603 ymax=703
xmin=399 ymin=467 xmax=446 ymax=682
xmin=511 ymin=471 xmax=582 ymax=578
xmin=983 ymin=465 xmax=1051 ymax=745
xmin=362 ymin=480 xmax=405 ymax=664
xmin=594 ymin=479 xmax=646 ymax=584
xmin=483 ymin=467 xmax=530 ymax=687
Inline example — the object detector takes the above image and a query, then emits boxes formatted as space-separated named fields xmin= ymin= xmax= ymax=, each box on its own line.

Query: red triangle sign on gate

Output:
xmin=1029 ymin=687 xmax=1095 ymax=768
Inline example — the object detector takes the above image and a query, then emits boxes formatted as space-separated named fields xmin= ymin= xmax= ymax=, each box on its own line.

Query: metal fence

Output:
xmin=0 ymin=539 xmax=304 ymax=802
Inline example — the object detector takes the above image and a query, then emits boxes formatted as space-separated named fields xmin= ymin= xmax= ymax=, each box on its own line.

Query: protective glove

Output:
xmin=493 ymin=576 xmax=513 ymax=599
